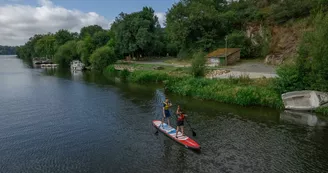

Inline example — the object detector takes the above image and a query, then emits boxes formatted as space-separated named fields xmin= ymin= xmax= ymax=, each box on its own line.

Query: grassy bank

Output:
xmin=316 ymin=107 xmax=328 ymax=116
xmin=104 ymin=64 xmax=284 ymax=109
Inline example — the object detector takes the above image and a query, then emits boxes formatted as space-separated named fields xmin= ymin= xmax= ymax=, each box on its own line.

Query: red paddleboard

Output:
xmin=152 ymin=120 xmax=200 ymax=150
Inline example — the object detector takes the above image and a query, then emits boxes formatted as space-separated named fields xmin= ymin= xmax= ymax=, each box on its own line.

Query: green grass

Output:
xmin=164 ymin=77 xmax=283 ymax=109
xmin=164 ymin=58 xmax=191 ymax=65
xmin=316 ymin=107 xmax=328 ymax=116
xmin=104 ymin=64 xmax=283 ymax=109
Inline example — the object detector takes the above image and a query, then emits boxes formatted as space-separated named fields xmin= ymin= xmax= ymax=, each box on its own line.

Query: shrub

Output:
xmin=226 ymin=31 xmax=253 ymax=58
xmin=316 ymin=107 xmax=328 ymax=116
xmin=274 ymin=64 xmax=304 ymax=94
xmin=103 ymin=65 xmax=118 ymax=76
xmin=164 ymin=77 xmax=283 ymax=109
xmin=191 ymin=51 xmax=207 ymax=77
xmin=128 ymin=71 xmax=170 ymax=84
xmin=54 ymin=41 xmax=78 ymax=67
xmin=177 ymin=48 xmax=191 ymax=59
xmin=270 ymin=0 xmax=313 ymax=24
xmin=90 ymin=46 xmax=117 ymax=71
xmin=120 ymin=69 xmax=130 ymax=81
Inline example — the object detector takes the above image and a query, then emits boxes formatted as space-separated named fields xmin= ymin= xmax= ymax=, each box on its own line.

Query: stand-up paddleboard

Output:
xmin=152 ymin=120 xmax=200 ymax=150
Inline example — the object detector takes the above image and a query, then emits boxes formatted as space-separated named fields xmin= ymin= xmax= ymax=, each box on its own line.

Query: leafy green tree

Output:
xmin=35 ymin=34 xmax=56 ymax=59
xmin=54 ymin=29 xmax=76 ymax=50
xmin=91 ymin=31 xmax=111 ymax=49
xmin=54 ymin=41 xmax=79 ymax=67
xmin=111 ymin=7 xmax=164 ymax=58
xmin=80 ymin=25 xmax=104 ymax=39
xmin=16 ymin=34 xmax=43 ymax=61
xmin=226 ymin=31 xmax=254 ymax=58
xmin=89 ymin=46 xmax=117 ymax=70
xmin=166 ymin=0 xmax=227 ymax=52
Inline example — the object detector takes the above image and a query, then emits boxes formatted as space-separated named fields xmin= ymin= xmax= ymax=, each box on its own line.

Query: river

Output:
xmin=1 ymin=55 xmax=328 ymax=173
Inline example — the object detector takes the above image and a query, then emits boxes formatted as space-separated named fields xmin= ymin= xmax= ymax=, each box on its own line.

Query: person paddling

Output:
xmin=162 ymin=98 xmax=172 ymax=127
xmin=175 ymin=105 xmax=187 ymax=138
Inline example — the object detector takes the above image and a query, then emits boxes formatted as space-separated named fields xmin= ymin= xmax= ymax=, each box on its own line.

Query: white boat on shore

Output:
xmin=282 ymin=90 xmax=328 ymax=111
xmin=70 ymin=60 xmax=85 ymax=71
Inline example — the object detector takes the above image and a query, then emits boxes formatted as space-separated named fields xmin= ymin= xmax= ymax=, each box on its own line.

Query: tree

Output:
xmin=54 ymin=29 xmax=76 ymax=50
xmin=16 ymin=34 xmax=43 ymax=61
xmin=0 ymin=45 xmax=16 ymax=55
xmin=89 ymin=46 xmax=117 ymax=70
xmin=54 ymin=41 xmax=78 ymax=67
xmin=226 ymin=31 xmax=253 ymax=58
xmin=35 ymin=34 xmax=56 ymax=59
xmin=111 ymin=7 xmax=164 ymax=58
xmin=166 ymin=0 xmax=227 ymax=52
xmin=91 ymin=30 xmax=111 ymax=49
xmin=80 ymin=25 xmax=104 ymax=39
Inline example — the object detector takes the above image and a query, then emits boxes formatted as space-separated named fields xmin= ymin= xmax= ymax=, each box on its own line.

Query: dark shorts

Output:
xmin=164 ymin=110 xmax=171 ymax=118
xmin=177 ymin=120 xmax=184 ymax=126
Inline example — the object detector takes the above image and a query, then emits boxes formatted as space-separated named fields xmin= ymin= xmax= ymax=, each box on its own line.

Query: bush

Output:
xmin=226 ymin=31 xmax=254 ymax=58
xmin=274 ymin=64 xmax=303 ymax=94
xmin=164 ymin=77 xmax=283 ymax=109
xmin=54 ymin=41 xmax=78 ymax=67
xmin=316 ymin=107 xmax=328 ymax=116
xmin=90 ymin=46 xmax=117 ymax=71
xmin=271 ymin=0 xmax=313 ymax=24
xmin=103 ymin=65 xmax=118 ymax=76
xmin=128 ymin=71 xmax=170 ymax=84
xmin=191 ymin=51 xmax=207 ymax=77
xmin=177 ymin=48 xmax=191 ymax=59
xmin=120 ymin=69 xmax=130 ymax=81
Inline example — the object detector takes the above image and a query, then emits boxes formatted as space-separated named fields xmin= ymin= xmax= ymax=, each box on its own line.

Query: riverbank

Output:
xmin=103 ymin=63 xmax=328 ymax=115
xmin=104 ymin=64 xmax=284 ymax=109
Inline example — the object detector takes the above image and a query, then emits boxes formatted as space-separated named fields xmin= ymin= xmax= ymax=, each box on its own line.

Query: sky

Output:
xmin=0 ymin=0 xmax=178 ymax=46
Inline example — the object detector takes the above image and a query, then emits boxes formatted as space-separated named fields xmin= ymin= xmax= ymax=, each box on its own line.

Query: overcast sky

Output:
xmin=0 ymin=0 xmax=177 ymax=46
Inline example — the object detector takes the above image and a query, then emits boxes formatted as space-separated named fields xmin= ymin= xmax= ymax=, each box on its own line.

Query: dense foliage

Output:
xmin=191 ymin=51 xmax=207 ymax=77
xmin=0 ymin=46 xmax=16 ymax=55
xmin=111 ymin=7 xmax=166 ymax=58
xmin=275 ymin=12 xmax=328 ymax=93
xmin=89 ymin=46 xmax=116 ymax=70
xmin=17 ymin=0 xmax=328 ymax=65
xmin=15 ymin=0 xmax=328 ymax=96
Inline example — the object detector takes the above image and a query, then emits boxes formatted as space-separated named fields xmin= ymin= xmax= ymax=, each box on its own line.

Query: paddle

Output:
xmin=185 ymin=118 xmax=196 ymax=137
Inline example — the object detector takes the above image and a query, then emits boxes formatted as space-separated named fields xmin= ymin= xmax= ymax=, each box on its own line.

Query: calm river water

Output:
xmin=1 ymin=55 xmax=328 ymax=173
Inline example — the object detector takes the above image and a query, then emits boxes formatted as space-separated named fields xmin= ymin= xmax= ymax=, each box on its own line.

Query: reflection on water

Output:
xmin=280 ymin=110 xmax=327 ymax=127
xmin=71 ymin=70 xmax=83 ymax=81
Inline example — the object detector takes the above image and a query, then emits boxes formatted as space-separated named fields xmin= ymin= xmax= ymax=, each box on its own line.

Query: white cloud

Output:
xmin=155 ymin=12 xmax=166 ymax=27
xmin=0 ymin=0 xmax=110 ymax=46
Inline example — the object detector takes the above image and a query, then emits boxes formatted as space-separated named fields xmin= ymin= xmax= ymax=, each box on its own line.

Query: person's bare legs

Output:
xmin=176 ymin=126 xmax=180 ymax=138
xmin=181 ymin=126 xmax=184 ymax=136
xmin=167 ymin=118 xmax=170 ymax=126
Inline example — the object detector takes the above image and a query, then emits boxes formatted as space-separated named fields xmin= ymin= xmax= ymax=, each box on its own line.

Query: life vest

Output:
xmin=163 ymin=102 xmax=169 ymax=110
xmin=177 ymin=113 xmax=185 ymax=121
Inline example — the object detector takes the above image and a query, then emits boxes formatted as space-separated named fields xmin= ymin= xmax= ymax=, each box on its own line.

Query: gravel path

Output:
xmin=128 ymin=60 xmax=278 ymax=79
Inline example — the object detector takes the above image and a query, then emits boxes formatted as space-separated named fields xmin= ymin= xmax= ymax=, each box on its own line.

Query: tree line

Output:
xmin=0 ymin=46 xmax=16 ymax=55
xmin=16 ymin=0 xmax=328 ymax=71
